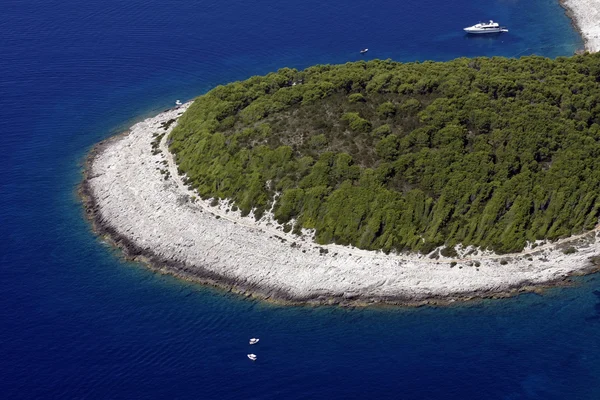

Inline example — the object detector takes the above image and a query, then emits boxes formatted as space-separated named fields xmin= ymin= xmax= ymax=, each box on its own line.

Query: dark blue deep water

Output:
xmin=2 ymin=0 xmax=600 ymax=398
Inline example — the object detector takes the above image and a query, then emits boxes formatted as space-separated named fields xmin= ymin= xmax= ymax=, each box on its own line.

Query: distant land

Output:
xmin=561 ymin=0 xmax=600 ymax=52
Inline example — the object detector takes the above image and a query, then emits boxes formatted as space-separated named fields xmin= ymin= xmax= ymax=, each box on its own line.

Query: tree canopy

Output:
xmin=169 ymin=54 xmax=600 ymax=254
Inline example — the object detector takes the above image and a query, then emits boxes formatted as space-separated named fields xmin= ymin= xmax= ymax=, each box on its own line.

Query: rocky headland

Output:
xmin=81 ymin=103 xmax=600 ymax=306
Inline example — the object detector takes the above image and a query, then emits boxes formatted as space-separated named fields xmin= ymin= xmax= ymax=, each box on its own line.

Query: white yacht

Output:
xmin=247 ymin=353 xmax=257 ymax=361
xmin=249 ymin=338 xmax=259 ymax=345
xmin=464 ymin=20 xmax=508 ymax=34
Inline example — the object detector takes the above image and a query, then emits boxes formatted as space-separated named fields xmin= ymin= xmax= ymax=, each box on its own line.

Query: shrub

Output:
xmin=341 ymin=112 xmax=372 ymax=133
xmin=309 ymin=134 xmax=328 ymax=148
xmin=372 ymin=124 xmax=392 ymax=138
xmin=377 ymin=102 xmax=396 ymax=118
xmin=398 ymin=98 xmax=420 ymax=114
xmin=562 ymin=246 xmax=577 ymax=255
xmin=348 ymin=93 xmax=365 ymax=103
xmin=375 ymin=134 xmax=400 ymax=161
xmin=440 ymin=246 xmax=458 ymax=258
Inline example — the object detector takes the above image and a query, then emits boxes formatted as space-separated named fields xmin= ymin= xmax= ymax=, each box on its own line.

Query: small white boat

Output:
xmin=360 ymin=48 xmax=368 ymax=54
xmin=249 ymin=338 xmax=260 ymax=345
xmin=247 ymin=353 xmax=257 ymax=361
xmin=464 ymin=20 xmax=508 ymax=34
xmin=175 ymin=99 xmax=182 ymax=105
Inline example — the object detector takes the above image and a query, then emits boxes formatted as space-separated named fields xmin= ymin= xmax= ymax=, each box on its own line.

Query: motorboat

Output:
xmin=464 ymin=20 xmax=508 ymax=34
xmin=247 ymin=353 xmax=257 ymax=361
xmin=175 ymin=99 xmax=182 ymax=105
xmin=249 ymin=338 xmax=260 ymax=345
xmin=360 ymin=48 xmax=368 ymax=54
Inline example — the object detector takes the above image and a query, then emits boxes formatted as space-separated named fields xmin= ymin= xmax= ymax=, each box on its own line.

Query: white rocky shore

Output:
xmin=83 ymin=103 xmax=600 ymax=305
xmin=562 ymin=0 xmax=600 ymax=52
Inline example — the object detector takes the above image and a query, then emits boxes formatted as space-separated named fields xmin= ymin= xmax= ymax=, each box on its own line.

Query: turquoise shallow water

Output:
xmin=1 ymin=0 xmax=600 ymax=398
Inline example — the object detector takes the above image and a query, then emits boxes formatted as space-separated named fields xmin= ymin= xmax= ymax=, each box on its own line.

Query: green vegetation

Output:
xmin=562 ymin=246 xmax=577 ymax=255
xmin=169 ymin=54 xmax=600 ymax=254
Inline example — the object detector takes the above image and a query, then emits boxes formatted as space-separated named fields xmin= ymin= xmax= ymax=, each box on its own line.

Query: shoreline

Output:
xmin=560 ymin=0 xmax=600 ymax=52
xmin=81 ymin=104 xmax=600 ymax=307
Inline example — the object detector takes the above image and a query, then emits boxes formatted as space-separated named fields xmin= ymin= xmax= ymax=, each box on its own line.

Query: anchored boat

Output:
xmin=464 ymin=20 xmax=508 ymax=34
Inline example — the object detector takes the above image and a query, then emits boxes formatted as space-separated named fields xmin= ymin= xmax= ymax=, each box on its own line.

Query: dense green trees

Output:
xmin=170 ymin=54 xmax=600 ymax=254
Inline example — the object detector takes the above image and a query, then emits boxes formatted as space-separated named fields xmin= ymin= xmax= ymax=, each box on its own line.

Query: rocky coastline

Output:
xmin=81 ymin=103 xmax=600 ymax=307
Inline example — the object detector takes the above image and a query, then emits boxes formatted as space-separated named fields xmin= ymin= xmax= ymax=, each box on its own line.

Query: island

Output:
xmin=82 ymin=53 xmax=600 ymax=306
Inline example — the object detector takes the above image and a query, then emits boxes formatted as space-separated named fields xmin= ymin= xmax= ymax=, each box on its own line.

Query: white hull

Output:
xmin=464 ymin=28 xmax=508 ymax=34
xmin=464 ymin=21 xmax=508 ymax=34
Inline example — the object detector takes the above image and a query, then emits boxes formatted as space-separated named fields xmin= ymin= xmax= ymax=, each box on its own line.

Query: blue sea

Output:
xmin=1 ymin=0 xmax=599 ymax=398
